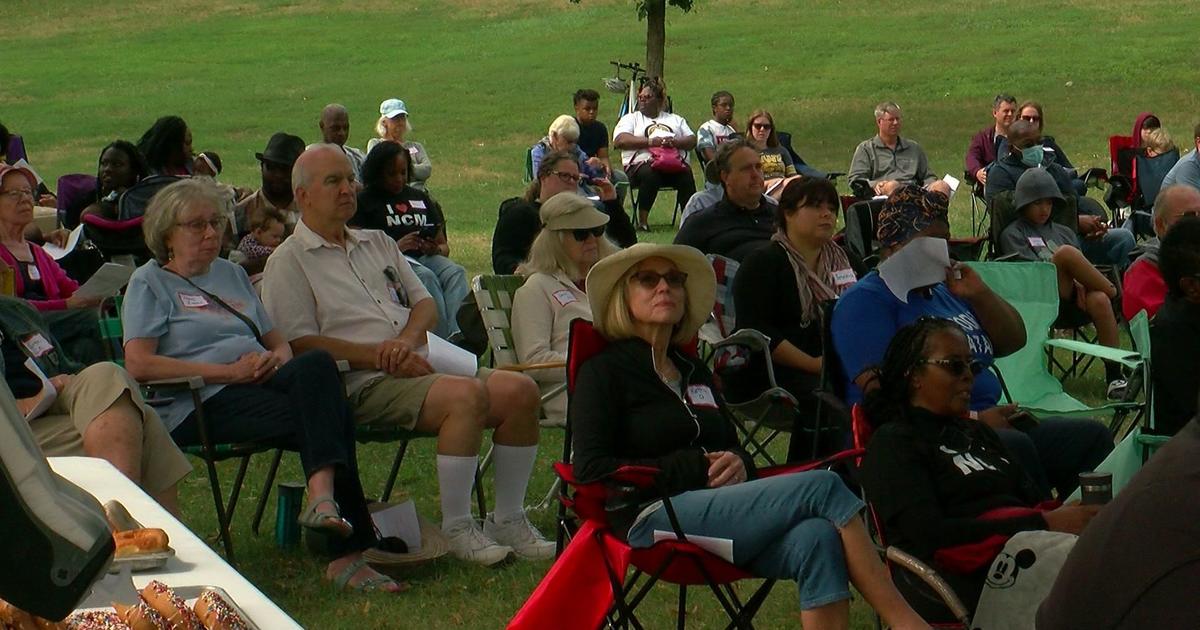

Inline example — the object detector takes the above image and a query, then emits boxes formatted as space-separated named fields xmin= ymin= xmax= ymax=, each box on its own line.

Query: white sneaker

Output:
xmin=443 ymin=518 xmax=513 ymax=567
xmin=484 ymin=511 xmax=555 ymax=560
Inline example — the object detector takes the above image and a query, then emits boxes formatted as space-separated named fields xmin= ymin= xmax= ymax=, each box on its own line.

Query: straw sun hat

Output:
xmin=585 ymin=243 xmax=715 ymax=340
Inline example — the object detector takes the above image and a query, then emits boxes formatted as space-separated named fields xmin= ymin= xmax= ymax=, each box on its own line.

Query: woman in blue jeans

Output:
xmin=571 ymin=243 xmax=929 ymax=629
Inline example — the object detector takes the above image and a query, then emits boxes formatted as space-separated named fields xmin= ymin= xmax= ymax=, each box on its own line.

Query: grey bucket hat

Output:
xmin=1014 ymin=168 xmax=1065 ymax=211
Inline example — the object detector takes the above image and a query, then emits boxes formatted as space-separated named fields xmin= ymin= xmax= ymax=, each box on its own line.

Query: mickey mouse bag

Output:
xmin=970 ymin=530 xmax=1077 ymax=630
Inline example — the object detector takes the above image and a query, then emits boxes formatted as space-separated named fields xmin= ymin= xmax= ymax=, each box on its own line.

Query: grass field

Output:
xmin=3 ymin=0 xmax=1195 ymax=627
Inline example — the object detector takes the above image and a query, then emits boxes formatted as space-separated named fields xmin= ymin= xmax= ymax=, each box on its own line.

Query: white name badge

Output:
xmin=1028 ymin=236 xmax=1046 ymax=248
xmin=552 ymin=289 xmax=577 ymax=307
xmin=27 ymin=265 xmax=41 ymax=281
xmin=410 ymin=199 xmax=426 ymax=210
xmin=21 ymin=333 xmax=54 ymax=357
xmin=832 ymin=268 xmax=856 ymax=287
xmin=179 ymin=292 xmax=209 ymax=308
xmin=408 ymin=146 xmax=419 ymax=155
xmin=686 ymin=384 xmax=718 ymax=409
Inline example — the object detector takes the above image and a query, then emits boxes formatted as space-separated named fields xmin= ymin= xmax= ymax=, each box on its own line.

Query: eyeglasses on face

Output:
xmin=552 ymin=170 xmax=582 ymax=184
xmin=1020 ymin=115 xmax=1041 ymax=122
xmin=751 ymin=122 xmax=773 ymax=130
xmin=919 ymin=357 xmax=984 ymax=377
xmin=176 ymin=217 xmax=229 ymax=233
xmin=628 ymin=269 xmax=688 ymax=290
xmin=0 ymin=188 xmax=34 ymax=201
xmin=569 ymin=226 xmax=605 ymax=242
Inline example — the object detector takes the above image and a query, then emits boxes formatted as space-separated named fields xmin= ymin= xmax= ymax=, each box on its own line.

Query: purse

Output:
xmin=648 ymin=146 xmax=688 ymax=174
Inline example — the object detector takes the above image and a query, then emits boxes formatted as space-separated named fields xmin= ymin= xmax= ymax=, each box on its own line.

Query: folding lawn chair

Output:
xmin=965 ymin=261 xmax=1142 ymax=426
xmin=55 ymin=173 xmax=97 ymax=229
xmin=518 ymin=318 xmax=863 ymax=630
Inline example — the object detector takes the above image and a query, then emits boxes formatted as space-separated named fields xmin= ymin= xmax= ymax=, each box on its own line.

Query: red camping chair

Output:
xmin=509 ymin=319 xmax=864 ymax=630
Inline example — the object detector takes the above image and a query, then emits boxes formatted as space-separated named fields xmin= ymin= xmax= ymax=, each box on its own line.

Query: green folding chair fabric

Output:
xmin=523 ymin=147 xmax=534 ymax=183
xmin=472 ymin=274 xmax=528 ymax=368
xmin=965 ymin=261 xmax=1141 ymax=418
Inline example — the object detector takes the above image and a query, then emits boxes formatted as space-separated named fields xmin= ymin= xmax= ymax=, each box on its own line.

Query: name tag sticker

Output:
xmin=832 ymin=268 xmax=856 ymax=287
xmin=410 ymin=199 xmax=426 ymax=210
xmin=1028 ymin=236 xmax=1046 ymax=248
xmin=21 ymin=333 xmax=53 ymax=357
xmin=27 ymin=265 xmax=41 ymax=281
xmin=179 ymin=292 xmax=209 ymax=308
xmin=408 ymin=146 xmax=419 ymax=155
xmin=686 ymin=384 xmax=718 ymax=409
xmin=552 ymin=289 xmax=577 ymax=306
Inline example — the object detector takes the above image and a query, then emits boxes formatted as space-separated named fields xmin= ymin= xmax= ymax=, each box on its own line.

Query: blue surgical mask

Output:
xmin=1021 ymin=145 xmax=1045 ymax=167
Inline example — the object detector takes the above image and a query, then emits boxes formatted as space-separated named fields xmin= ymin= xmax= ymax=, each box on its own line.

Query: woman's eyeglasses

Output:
xmin=176 ymin=217 xmax=228 ymax=233
xmin=570 ymin=226 xmax=605 ymax=242
xmin=919 ymin=357 xmax=984 ymax=377
xmin=629 ymin=270 xmax=688 ymax=290
xmin=0 ymin=188 xmax=34 ymax=201
xmin=552 ymin=170 xmax=582 ymax=184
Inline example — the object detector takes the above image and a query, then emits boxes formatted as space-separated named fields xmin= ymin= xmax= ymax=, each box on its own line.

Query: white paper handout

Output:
xmin=421 ymin=332 xmax=478 ymax=377
xmin=652 ymin=530 xmax=734 ymax=563
xmin=41 ymin=224 xmax=84 ymax=260
xmin=22 ymin=358 xmax=57 ymax=421
xmin=942 ymin=173 xmax=961 ymax=199
xmin=371 ymin=499 xmax=422 ymax=551
xmin=73 ymin=262 xmax=134 ymax=299
xmin=876 ymin=236 xmax=951 ymax=303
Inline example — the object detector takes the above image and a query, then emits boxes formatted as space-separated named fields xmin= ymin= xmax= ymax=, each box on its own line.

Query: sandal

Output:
xmin=298 ymin=495 xmax=354 ymax=539
xmin=331 ymin=557 xmax=409 ymax=594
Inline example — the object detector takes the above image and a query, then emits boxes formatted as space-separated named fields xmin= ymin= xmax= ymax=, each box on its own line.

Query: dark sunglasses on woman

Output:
xmin=919 ymin=357 xmax=985 ymax=377
xmin=570 ymin=226 xmax=606 ymax=242
xmin=628 ymin=270 xmax=688 ymax=290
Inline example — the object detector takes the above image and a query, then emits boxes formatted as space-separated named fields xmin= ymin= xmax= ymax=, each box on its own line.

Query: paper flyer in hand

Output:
xmin=73 ymin=262 xmax=134 ymax=299
xmin=876 ymin=236 xmax=950 ymax=303
xmin=420 ymin=332 xmax=478 ymax=377
xmin=41 ymin=224 xmax=84 ymax=260
xmin=22 ymin=358 xmax=57 ymax=421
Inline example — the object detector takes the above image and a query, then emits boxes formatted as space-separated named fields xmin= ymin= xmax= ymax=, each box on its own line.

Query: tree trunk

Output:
xmin=644 ymin=0 xmax=666 ymax=79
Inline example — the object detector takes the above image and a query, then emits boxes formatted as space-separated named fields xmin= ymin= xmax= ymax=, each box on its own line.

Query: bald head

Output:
xmin=1153 ymin=185 xmax=1200 ymax=237
xmin=1007 ymin=120 xmax=1040 ymax=151
xmin=293 ymin=145 xmax=356 ymax=224
xmin=319 ymin=104 xmax=350 ymax=146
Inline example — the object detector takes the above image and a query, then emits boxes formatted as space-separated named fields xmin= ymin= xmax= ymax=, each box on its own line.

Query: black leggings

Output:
xmin=172 ymin=349 xmax=375 ymax=555
xmin=628 ymin=162 xmax=696 ymax=220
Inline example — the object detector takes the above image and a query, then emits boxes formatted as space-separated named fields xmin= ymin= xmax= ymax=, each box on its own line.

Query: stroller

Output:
xmin=80 ymin=174 xmax=183 ymax=267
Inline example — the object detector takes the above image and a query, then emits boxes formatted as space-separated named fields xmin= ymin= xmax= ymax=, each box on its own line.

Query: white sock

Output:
xmin=492 ymin=444 xmax=538 ymax=522
xmin=437 ymin=454 xmax=478 ymax=529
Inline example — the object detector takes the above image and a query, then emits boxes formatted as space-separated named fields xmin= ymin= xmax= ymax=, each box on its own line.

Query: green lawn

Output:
xmin=4 ymin=0 xmax=1190 ymax=627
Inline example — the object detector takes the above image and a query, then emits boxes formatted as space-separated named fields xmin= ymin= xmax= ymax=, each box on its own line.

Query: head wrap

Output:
xmin=876 ymin=185 xmax=950 ymax=248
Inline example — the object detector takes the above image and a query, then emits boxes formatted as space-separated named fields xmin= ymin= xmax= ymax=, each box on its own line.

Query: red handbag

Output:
xmin=648 ymin=146 xmax=688 ymax=174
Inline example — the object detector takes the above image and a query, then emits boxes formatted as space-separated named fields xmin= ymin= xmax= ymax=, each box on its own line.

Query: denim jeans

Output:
xmin=626 ymin=470 xmax=864 ymax=610
xmin=409 ymin=254 xmax=469 ymax=338
xmin=1080 ymin=227 xmax=1135 ymax=270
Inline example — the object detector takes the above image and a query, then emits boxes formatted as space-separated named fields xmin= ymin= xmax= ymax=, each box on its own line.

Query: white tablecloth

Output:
xmin=48 ymin=456 xmax=302 ymax=629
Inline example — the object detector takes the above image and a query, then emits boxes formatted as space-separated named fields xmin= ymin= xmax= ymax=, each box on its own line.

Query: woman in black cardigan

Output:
xmin=860 ymin=317 xmax=1100 ymax=619
xmin=572 ymin=243 xmax=928 ymax=630
xmin=731 ymin=177 xmax=857 ymax=460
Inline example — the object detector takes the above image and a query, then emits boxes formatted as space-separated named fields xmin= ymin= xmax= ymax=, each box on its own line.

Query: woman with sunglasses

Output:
xmin=745 ymin=109 xmax=797 ymax=182
xmin=1015 ymin=101 xmax=1076 ymax=173
xmin=731 ymin=177 xmax=857 ymax=461
xmin=123 ymin=178 xmax=406 ymax=593
xmin=353 ymin=140 xmax=468 ymax=339
xmin=860 ymin=317 xmax=1100 ymax=619
xmin=511 ymin=192 xmax=619 ymax=426
xmin=573 ymin=243 xmax=930 ymax=630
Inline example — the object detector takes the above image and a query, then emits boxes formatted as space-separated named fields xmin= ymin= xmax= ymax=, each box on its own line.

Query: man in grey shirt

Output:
xmin=1161 ymin=122 xmax=1200 ymax=192
xmin=848 ymin=101 xmax=951 ymax=197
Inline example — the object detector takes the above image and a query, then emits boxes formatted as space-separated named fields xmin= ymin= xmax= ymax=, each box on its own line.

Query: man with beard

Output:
xmin=236 ymin=132 xmax=305 ymax=236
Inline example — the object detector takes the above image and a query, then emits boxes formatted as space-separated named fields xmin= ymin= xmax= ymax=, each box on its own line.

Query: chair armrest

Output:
xmin=1043 ymin=339 xmax=1142 ymax=369
xmin=144 ymin=376 xmax=205 ymax=390
xmin=496 ymin=361 xmax=567 ymax=372
xmin=712 ymin=328 xmax=772 ymax=354
xmin=883 ymin=546 xmax=972 ymax=626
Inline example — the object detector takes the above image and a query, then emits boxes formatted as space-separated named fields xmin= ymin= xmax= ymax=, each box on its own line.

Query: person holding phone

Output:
xmin=353 ymin=141 xmax=467 ymax=339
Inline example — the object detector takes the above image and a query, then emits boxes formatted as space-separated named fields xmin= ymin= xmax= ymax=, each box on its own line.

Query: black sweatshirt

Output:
xmin=570 ymin=338 xmax=755 ymax=536
xmin=672 ymin=196 xmax=775 ymax=262
xmin=490 ymin=196 xmax=637 ymax=275
xmin=860 ymin=407 xmax=1047 ymax=564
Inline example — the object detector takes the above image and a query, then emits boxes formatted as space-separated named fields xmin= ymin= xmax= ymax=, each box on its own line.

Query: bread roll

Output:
xmin=113 ymin=529 xmax=169 ymax=558
xmin=139 ymin=581 xmax=201 ymax=630
xmin=192 ymin=591 xmax=248 ymax=630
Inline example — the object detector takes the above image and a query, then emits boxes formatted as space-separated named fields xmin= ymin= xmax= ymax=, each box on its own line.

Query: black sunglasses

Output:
xmin=570 ymin=226 xmax=605 ymax=242
xmin=919 ymin=357 xmax=984 ymax=377
xmin=629 ymin=270 xmax=688 ymax=290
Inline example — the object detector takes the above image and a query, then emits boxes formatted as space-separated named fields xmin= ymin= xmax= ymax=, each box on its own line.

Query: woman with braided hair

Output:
xmin=859 ymin=317 xmax=1101 ymax=620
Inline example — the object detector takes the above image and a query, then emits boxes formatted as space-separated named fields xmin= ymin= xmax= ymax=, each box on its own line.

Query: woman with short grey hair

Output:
xmin=124 ymin=178 xmax=406 ymax=593
xmin=366 ymin=97 xmax=432 ymax=191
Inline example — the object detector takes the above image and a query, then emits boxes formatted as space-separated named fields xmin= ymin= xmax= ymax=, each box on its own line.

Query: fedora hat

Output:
xmin=585 ymin=243 xmax=715 ymax=341
xmin=255 ymin=132 xmax=305 ymax=167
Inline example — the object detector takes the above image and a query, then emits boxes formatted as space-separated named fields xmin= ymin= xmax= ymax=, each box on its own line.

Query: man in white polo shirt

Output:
xmin=261 ymin=145 xmax=552 ymax=565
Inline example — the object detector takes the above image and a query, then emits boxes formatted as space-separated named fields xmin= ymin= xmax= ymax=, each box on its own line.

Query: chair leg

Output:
xmin=381 ymin=440 xmax=409 ymax=503
xmin=226 ymin=455 xmax=252 ymax=525
xmin=474 ymin=464 xmax=488 ymax=521
xmin=251 ymin=449 xmax=284 ymax=536
xmin=676 ymin=585 xmax=687 ymax=630
xmin=190 ymin=391 xmax=236 ymax=565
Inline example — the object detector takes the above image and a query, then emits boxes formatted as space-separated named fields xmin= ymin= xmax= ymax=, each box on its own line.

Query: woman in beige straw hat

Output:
xmin=571 ymin=242 xmax=929 ymax=629
xmin=512 ymin=192 xmax=619 ymax=426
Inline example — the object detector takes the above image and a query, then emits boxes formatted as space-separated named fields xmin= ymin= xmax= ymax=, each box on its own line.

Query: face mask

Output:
xmin=1021 ymin=145 xmax=1044 ymax=167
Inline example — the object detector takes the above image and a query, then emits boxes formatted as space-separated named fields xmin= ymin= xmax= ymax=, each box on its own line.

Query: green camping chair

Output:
xmin=966 ymin=261 xmax=1142 ymax=421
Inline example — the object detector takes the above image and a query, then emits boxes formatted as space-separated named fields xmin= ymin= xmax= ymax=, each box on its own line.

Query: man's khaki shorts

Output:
xmin=350 ymin=368 xmax=494 ymax=430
